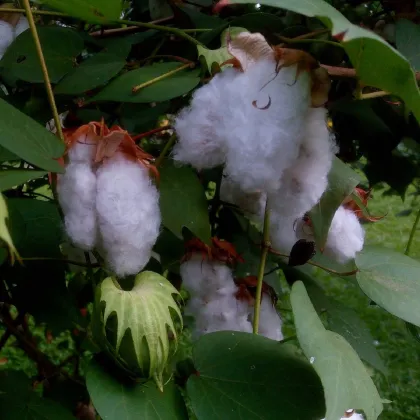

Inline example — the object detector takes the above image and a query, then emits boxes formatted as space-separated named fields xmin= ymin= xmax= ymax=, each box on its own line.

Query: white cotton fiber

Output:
xmin=321 ymin=410 xmax=364 ymax=420
xmin=57 ymin=163 xmax=98 ymax=251
xmin=255 ymin=294 xmax=283 ymax=341
xmin=95 ymin=152 xmax=160 ymax=277
xmin=0 ymin=21 xmax=14 ymax=59
xmin=269 ymin=212 xmax=299 ymax=255
xmin=220 ymin=173 xmax=266 ymax=222
xmin=173 ymin=68 xmax=238 ymax=170
xmin=222 ymin=60 xmax=311 ymax=193
xmin=269 ymin=108 xmax=336 ymax=217
xmin=14 ymin=16 xmax=29 ymax=37
xmin=67 ymin=132 xmax=97 ymax=164
xmin=297 ymin=206 xmax=365 ymax=263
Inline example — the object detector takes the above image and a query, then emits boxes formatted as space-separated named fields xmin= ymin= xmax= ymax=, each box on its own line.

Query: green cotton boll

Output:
xmin=91 ymin=272 xmax=183 ymax=390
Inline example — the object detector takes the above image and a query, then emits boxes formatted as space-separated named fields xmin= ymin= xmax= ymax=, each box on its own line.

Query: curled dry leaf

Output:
xmin=311 ymin=67 xmax=331 ymax=107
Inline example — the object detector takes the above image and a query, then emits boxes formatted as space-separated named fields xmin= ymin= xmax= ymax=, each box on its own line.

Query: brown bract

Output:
xmin=234 ymin=275 xmax=278 ymax=307
xmin=223 ymin=31 xmax=330 ymax=107
xmin=0 ymin=3 xmax=22 ymax=27
xmin=343 ymin=187 xmax=385 ymax=222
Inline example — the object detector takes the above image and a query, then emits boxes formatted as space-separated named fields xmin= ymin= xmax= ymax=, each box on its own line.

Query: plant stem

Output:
xmin=359 ymin=90 xmax=390 ymax=99
xmin=155 ymin=134 xmax=177 ymax=167
xmin=132 ymin=63 xmax=193 ymax=92
xmin=276 ymin=34 xmax=343 ymax=48
xmin=22 ymin=0 xmax=64 ymax=143
xmin=132 ymin=125 xmax=171 ymax=141
xmin=405 ymin=208 xmax=420 ymax=256
xmin=252 ymin=201 xmax=271 ymax=334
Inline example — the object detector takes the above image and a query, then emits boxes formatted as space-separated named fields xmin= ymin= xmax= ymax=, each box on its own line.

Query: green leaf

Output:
xmin=89 ymin=62 xmax=200 ymax=103
xmin=35 ymin=0 xmax=123 ymax=23
xmin=0 ymin=194 xmax=19 ymax=263
xmin=0 ymin=370 xmax=74 ymax=420
xmin=356 ymin=245 xmax=420 ymax=328
xmin=197 ymin=27 xmax=248 ymax=73
xmin=0 ymin=27 xmax=84 ymax=83
xmin=396 ymin=19 xmax=420 ymax=71
xmin=290 ymin=281 xmax=383 ymax=420
xmin=95 ymin=272 xmax=182 ymax=388
xmin=227 ymin=0 xmax=420 ymax=123
xmin=87 ymin=360 xmax=188 ymax=420
xmin=0 ymin=146 xmax=19 ymax=162
xmin=230 ymin=12 xmax=285 ymax=33
xmin=0 ymin=169 xmax=47 ymax=191
xmin=309 ymin=157 xmax=361 ymax=249
xmin=159 ymin=160 xmax=211 ymax=244
xmin=0 ymin=99 xmax=64 ymax=172
xmin=187 ymin=331 xmax=325 ymax=420
xmin=149 ymin=0 xmax=172 ymax=20
xmin=55 ymin=52 xmax=126 ymax=95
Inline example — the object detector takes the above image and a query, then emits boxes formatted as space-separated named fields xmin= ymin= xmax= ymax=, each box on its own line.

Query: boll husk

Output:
xmin=92 ymin=272 xmax=182 ymax=390
xmin=96 ymin=152 xmax=160 ymax=278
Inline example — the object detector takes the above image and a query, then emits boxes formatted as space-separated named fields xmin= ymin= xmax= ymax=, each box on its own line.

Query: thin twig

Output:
xmin=132 ymin=125 xmax=171 ymax=142
xmin=155 ymin=134 xmax=177 ymax=167
xmin=253 ymin=201 xmax=271 ymax=334
xmin=276 ymin=34 xmax=343 ymax=48
xmin=405 ymin=208 xmax=420 ymax=256
xmin=132 ymin=63 xmax=193 ymax=92
xmin=360 ymin=90 xmax=390 ymax=99
xmin=139 ymin=55 xmax=195 ymax=66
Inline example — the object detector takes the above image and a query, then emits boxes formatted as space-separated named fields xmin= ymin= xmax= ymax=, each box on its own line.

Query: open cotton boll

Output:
xmin=14 ymin=16 xmax=29 ymax=37
xmin=173 ymin=68 xmax=238 ymax=170
xmin=269 ymin=108 xmax=336 ymax=217
xmin=96 ymin=153 xmax=160 ymax=277
xmin=58 ymin=163 xmax=97 ymax=251
xmin=0 ymin=21 xmax=14 ymax=59
xmin=222 ymin=60 xmax=311 ymax=193
xmin=67 ymin=133 xmax=97 ymax=164
xmin=220 ymin=173 xmax=266 ymax=222
xmin=296 ymin=206 xmax=365 ymax=263
xmin=269 ymin=212 xmax=299 ymax=255
xmin=254 ymin=295 xmax=283 ymax=341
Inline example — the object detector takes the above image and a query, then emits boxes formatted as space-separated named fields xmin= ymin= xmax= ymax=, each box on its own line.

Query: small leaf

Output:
xmin=290 ymin=281 xmax=383 ymax=420
xmin=159 ymin=160 xmax=211 ymax=245
xmin=0 ymin=169 xmax=47 ymax=191
xmin=35 ymin=0 xmax=123 ymax=23
xmin=187 ymin=331 xmax=325 ymax=420
xmin=89 ymin=62 xmax=200 ymax=103
xmin=86 ymin=360 xmax=188 ymax=420
xmin=55 ymin=52 xmax=126 ymax=95
xmin=0 ymin=26 xmax=84 ymax=83
xmin=0 ymin=99 xmax=64 ymax=172
xmin=356 ymin=245 xmax=420 ymax=328
xmin=309 ymin=157 xmax=361 ymax=249
xmin=0 ymin=194 xmax=19 ymax=263
xmin=197 ymin=27 xmax=248 ymax=73
xmin=396 ymin=19 xmax=420 ymax=71
xmin=95 ymin=272 xmax=182 ymax=387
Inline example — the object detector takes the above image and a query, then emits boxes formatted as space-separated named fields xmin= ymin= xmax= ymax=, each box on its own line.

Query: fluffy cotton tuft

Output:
xmin=67 ymin=133 xmax=97 ymax=164
xmin=0 ymin=21 xmax=14 ymax=59
xmin=321 ymin=410 xmax=364 ymax=420
xmin=14 ymin=16 xmax=29 ymax=37
xmin=173 ymin=68 xmax=238 ymax=170
xmin=254 ymin=295 xmax=283 ymax=341
xmin=269 ymin=213 xmax=299 ymax=255
xmin=297 ymin=206 xmax=365 ymax=263
xmin=96 ymin=153 xmax=160 ymax=277
xmin=58 ymin=163 xmax=98 ymax=250
xmin=220 ymin=173 xmax=266 ymax=222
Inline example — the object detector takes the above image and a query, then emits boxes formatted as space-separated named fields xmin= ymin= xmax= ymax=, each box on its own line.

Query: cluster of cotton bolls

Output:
xmin=57 ymin=122 xmax=160 ymax=277
xmin=0 ymin=15 xmax=28 ymax=59
xmin=174 ymin=31 xmax=365 ymax=264
xmin=180 ymin=240 xmax=283 ymax=340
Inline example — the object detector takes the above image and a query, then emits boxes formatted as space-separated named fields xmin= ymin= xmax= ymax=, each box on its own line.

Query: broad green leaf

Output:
xmin=187 ymin=331 xmax=325 ymax=420
xmin=309 ymin=157 xmax=361 ymax=249
xmin=102 ymin=30 xmax=159 ymax=58
xmin=0 ymin=169 xmax=47 ymax=191
xmin=89 ymin=62 xmax=200 ymax=103
xmin=356 ymin=246 xmax=420 ymax=328
xmin=231 ymin=12 xmax=285 ymax=33
xmin=87 ymin=360 xmax=188 ymax=420
xmin=227 ymin=0 xmax=420 ymax=123
xmin=0 ymin=146 xmax=19 ymax=162
xmin=0 ymin=370 xmax=74 ymax=420
xmin=159 ymin=160 xmax=211 ymax=244
xmin=35 ymin=0 xmax=123 ymax=23
xmin=95 ymin=272 xmax=182 ymax=388
xmin=0 ymin=194 xmax=19 ymax=263
xmin=396 ymin=19 xmax=420 ymax=71
xmin=197 ymin=27 xmax=248 ymax=73
xmin=0 ymin=99 xmax=64 ymax=172
xmin=55 ymin=52 xmax=126 ymax=95
xmin=0 ymin=27 xmax=84 ymax=83
xmin=291 ymin=281 xmax=383 ymax=420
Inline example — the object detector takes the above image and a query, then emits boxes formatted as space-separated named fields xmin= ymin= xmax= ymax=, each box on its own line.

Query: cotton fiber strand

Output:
xmin=14 ymin=16 xmax=29 ymax=37
xmin=0 ymin=21 xmax=14 ymax=59
xmin=297 ymin=206 xmax=365 ymax=263
xmin=57 ymin=163 xmax=97 ymax=251
xmin=255 ymin=295 xmax=283 ymax=341
xmin=96 ymin=153 xmax=160 ymax=277
xmin=269 ymin=212 xmax=299 ymax=255
xmin=67 ymin=132 xmax=97 ymax=164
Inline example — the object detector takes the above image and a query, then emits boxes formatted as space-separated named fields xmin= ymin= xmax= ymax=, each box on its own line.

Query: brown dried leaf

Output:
xmin=311 ymin=67 xmax=331 ymax=107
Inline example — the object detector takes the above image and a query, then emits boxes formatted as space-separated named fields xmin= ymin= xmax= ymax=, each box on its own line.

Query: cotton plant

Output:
xmin=180 ymin=238 xmax=283 ymax=340
xmin=57 ymin=121 xmax=161 ymax=277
